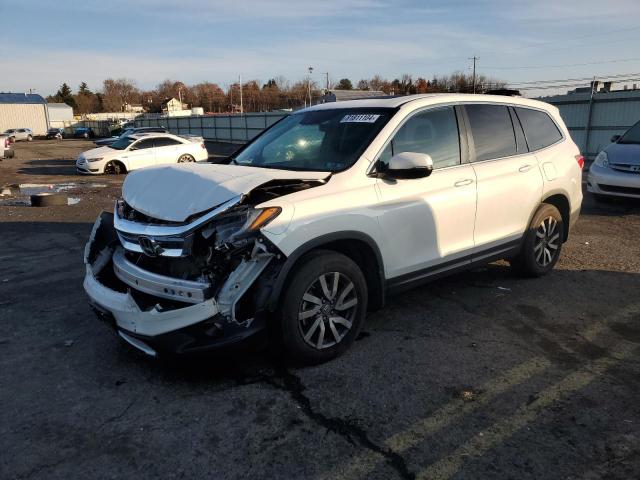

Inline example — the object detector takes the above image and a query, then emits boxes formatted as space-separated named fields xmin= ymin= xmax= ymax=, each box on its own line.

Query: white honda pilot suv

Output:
xmin=84 ymin=94 xmax=583 ymax=363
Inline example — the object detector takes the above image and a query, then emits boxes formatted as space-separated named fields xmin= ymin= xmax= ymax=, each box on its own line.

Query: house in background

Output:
xmin=161 ymin=97 xmax=188 ymax=114
xmin=123 ymin=102 xmax=146 ymax=113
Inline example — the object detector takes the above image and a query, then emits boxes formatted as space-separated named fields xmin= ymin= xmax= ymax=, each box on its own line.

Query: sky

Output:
xmin=3 ymin=0 xmax=640 ymax=98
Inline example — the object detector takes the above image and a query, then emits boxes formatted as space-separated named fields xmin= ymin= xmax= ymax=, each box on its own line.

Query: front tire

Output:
xmin=104 ymin=161 xmax=125 ymax=175
xmin=279 ymin=251 xmax=368 ymax=364
xmin=511 ymin=204 xmax=563 ymax=277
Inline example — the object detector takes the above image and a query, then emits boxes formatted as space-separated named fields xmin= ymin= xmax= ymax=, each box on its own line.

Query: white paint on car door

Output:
xmin=153 ymin=137 xmax=182 ymax=165
xmin=464 ymin=104 xmax=544 ymax=251
xmin=122 ymin=138 xmax=156 ymax=171
xmin=375 ymin=106 xmax=477 ymax=279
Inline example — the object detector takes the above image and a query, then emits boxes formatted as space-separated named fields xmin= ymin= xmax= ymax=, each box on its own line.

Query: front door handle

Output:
xmin=519 ymin=164 xmax=533 ymax=173
xmin=454 ymin=179 xmax=474 ymax=187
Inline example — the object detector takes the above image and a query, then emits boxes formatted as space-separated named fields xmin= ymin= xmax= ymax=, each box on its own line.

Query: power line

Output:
xmin=508 ymin=72 xmax=640 ymax=86
xmin=483 ymin=57 xmax=640 ymax=71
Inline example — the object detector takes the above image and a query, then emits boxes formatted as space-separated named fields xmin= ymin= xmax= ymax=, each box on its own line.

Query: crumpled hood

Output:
xmin=122 ymin=162 xmax=330 ymax=222
xmin=604 ymin=142 xmax=640 ymax=165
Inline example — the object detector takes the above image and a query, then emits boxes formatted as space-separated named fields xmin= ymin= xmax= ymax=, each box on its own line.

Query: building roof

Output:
xmin=47 ymin=103 xmax=73 ymax=110
xmin=0 ymin=93 xmax=47 ymax=104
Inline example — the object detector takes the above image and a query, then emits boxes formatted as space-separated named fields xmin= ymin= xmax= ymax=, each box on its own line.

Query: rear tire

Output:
xmin=511 ymin=204 xmax=563 ymax=277
xmin=178 ymin=154 xmax=195 ymax=163
xmin=279 ymin=250 xmax=368 ymax=364
xmin=27 ymin=134 xmax=33 ymax=141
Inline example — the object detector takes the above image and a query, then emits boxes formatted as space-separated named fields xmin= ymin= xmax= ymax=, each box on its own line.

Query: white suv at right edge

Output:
xmin=84 ymin=94 xmax=583 ymax=364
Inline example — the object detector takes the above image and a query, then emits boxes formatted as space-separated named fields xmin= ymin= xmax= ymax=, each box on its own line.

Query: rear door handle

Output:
xmin=519 ymin=164 xmax=533 ymax=173
xmin=454 ymin=179 xmax=474 ymax=187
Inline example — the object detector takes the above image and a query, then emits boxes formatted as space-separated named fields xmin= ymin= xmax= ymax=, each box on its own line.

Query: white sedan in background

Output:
xmin=76 ymin=133 xmax=208 ymax=175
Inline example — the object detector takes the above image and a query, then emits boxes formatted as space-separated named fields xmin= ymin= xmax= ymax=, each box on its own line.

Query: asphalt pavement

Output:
xmin=1 ymin=140 xmax=639 ymax=479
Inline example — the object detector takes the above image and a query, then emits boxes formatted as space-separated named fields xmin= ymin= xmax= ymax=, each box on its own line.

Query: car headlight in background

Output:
xmin=593 ymin=151 xmax=609 ymax=168
xmin=87 ymin=157 xmax=103 ymax=163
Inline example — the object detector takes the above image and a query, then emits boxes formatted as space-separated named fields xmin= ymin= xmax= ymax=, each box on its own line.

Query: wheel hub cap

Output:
xmin=534 ymin=216 xmax=560 ymax=267
xmin=298 ymin=272 xmax=358 ymax=350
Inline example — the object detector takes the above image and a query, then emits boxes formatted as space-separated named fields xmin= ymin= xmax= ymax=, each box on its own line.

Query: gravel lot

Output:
xmin=1 ymin=140 xmax=639 ymax=479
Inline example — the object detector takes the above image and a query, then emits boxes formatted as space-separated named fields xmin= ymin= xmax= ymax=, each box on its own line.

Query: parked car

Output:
xmin=1 ymin=134 xmax=14 ymax=158
xmin=45 ymin=128 xmax=64 ymax=140
xmin=587 ymin=119 xmax=640 ymax=200
xmin=83 ymin=94 xmax=583 ymax=363
xmin=76 ymin=132 xmax=208 ymax=174
xmin=73 ymin=127 xmax=95 ymax=139
xmin=3 ymin=128 xmax=33 ymax=142
xmin=94 ymin=127 xmax=168 ymax=147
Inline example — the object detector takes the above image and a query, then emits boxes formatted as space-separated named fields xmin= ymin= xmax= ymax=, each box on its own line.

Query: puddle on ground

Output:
xmin=0 ymin=182 xmax=106 ymax=206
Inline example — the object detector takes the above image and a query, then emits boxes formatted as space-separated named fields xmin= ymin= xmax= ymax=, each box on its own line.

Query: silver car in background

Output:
xmin=588 ymin=119 xmax=640 ymax=200
xmin=3 ymin=128 xmax=33 ymax=142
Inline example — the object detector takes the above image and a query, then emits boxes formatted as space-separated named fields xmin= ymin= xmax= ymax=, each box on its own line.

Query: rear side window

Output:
xmin=514 ymin=107 xmax=563 ymax=151
xmin=465 ymin=104 xmax=517 ymax=161
xmin=154 ymin=137 xmax=181 ymax=147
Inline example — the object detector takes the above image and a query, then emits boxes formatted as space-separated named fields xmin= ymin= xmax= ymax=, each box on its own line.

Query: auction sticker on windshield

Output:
xmin=340 ymin=114 xmax=380 ymax=123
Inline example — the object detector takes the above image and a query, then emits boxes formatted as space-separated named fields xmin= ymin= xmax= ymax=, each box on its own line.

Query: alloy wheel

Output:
xmin=298 ymin=272 xmax=358 ymax=350
xmin=534 ymin=216 xmax=560 ymax=267
xmin=178 ymin=154 xmax=194 ymax=163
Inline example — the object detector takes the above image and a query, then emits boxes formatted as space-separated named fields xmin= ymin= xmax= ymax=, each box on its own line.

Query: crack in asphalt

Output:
xmin=239 ymin=366 xmax=416 ymax=480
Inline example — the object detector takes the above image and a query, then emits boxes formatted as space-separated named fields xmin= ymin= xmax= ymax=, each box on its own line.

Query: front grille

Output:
xmin=116 ymin=231 xmax=193 ymax=257
xmin=610 ymin=164 xmax=640 ymax=174
xmin=599 ymin=184 xmax=640 ymax=195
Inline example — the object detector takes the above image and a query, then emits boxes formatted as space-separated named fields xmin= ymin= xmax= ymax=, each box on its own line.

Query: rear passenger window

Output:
xmin=154 ymin=138 xmax=181 ymax=147
xmin=465 ymin=104 xmax=517 ymax=161
xmin=381 ymin=106 xmax=461 ymax=169
xmin=515 ymin=107 xmax=563 ymax=151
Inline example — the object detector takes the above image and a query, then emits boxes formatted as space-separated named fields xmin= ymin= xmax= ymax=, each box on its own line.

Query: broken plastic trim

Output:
xmin=114 ymin=195 xmax=243 ymax=238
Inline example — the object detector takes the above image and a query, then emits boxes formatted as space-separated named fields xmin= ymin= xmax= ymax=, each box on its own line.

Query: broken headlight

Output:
xmin=201 ymin=206 xmax=281 ymax=248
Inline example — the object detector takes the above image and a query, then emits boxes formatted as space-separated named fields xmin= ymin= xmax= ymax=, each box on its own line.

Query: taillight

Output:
xmin=575 ymin=154 xmax=584 ymax=169
xmin=201 ymin=143 xmax=206 ymax=150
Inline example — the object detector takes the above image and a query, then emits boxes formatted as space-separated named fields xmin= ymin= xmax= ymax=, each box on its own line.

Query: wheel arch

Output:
xmin=105 ymin=159 xmax=128 ymax=174
xmin=541 ymin=191 xmax=571 ymax=241
xmin=266 ymin=231 xmax=386 ymax=312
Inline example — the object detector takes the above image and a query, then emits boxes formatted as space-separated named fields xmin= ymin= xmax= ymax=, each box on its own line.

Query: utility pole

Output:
xmin=322 ymin=72 xmax=329 ymax=90
xmin=239 ymin=75 xmax=243 ymax=114
xmin=469 ymin=56 xmax=479 ymax=93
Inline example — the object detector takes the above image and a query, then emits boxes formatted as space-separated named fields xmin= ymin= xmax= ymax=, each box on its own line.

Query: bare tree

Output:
xmin=102 ymin=78 xmax=138 ymax=112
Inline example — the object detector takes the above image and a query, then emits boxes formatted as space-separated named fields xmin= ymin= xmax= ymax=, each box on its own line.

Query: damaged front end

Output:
xmin=83 ymin=196 xmax=285 ymax=357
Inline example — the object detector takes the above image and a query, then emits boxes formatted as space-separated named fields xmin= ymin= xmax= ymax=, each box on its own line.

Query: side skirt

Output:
xmin=385 ymin=239 xmax=522 ymax=295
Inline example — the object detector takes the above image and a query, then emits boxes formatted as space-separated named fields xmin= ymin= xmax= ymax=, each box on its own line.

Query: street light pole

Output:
xmin=308 ymin=66 xmax=314 ymax=107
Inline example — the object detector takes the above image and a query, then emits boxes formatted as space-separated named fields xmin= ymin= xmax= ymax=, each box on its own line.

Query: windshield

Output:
xmin=110 ymin=136 xmax=135 ymax=150
xmin=233 ymin=108 xmax=393 ymax=171
xmin=619 ymin=121 xmax=640 ymax=144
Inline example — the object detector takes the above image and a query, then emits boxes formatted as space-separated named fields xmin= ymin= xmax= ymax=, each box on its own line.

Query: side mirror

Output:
xmin=380 ymin=152 xmax=434 ymax=179
xmin=611 ymin=135 xmax=621 ymax=143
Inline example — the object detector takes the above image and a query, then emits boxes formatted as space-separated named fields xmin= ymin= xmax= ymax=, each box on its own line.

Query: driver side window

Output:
xmin=380 ymin=107 xmax=461 ymax=169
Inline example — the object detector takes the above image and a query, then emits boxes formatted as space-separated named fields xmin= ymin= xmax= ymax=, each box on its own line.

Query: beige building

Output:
xmin=0 ymin=93 xmax=49 ymax=135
